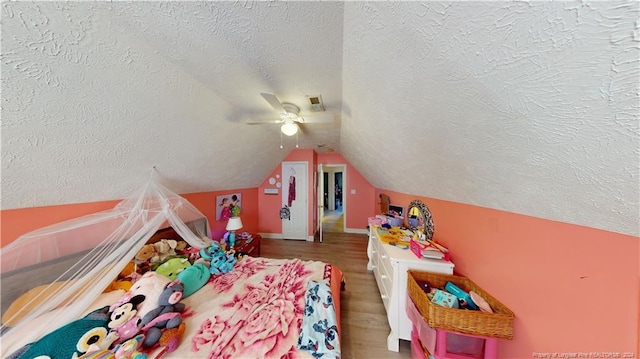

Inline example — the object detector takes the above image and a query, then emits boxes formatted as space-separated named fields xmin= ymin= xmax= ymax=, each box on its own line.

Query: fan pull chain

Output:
xmin=295 ymin=132 xmax=299 ymax=148
xmin=280 ymin=130 xmax=284 ymax=149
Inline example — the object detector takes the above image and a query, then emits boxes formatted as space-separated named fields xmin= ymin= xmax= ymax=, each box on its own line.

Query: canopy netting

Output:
xmin=0 ymin=175 xmax=211 ymax=354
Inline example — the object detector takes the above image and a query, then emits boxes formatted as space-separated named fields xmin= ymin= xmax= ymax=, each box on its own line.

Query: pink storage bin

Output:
xmin=407 ymin=294 xmax=437 ymax=353
xmin=406 ymin=295 xmax=485 ymax=358
xmin=411 ymin=328 xmax=431 ymax=359
xmin=368 ymin=217 xmax=382 ymax=226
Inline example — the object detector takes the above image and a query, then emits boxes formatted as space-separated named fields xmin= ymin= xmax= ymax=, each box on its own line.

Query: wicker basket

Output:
xmin=407 ymin=270 xmax=515 ymax=340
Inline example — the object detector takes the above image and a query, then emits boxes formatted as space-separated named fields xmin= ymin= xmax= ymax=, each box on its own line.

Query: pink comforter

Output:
xmin=186 ymin=257 xmax=332 ymax=359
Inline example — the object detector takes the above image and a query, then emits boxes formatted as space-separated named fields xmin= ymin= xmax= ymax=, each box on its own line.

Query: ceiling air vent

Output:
xmin=307 ymin=95 xmax=325 ymax=112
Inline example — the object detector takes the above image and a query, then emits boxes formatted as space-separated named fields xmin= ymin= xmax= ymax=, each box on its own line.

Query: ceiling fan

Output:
xmin=246 ymin=93 xmax=334 ymax=136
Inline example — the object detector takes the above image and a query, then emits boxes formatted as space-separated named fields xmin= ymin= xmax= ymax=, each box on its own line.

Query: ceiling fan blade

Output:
xmin=299 ymin=112 xmax=333 ymax=123
xmin=260 ymin=93 xmax=286 ymax=113
xmin=245 ymin=118 xmax=282 ymax=125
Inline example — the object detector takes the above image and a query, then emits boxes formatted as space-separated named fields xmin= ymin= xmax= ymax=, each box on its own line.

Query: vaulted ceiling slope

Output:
xmin=340 ymin=2 xmax=639 ymax=237
xmin=1 ymin=2 xmax=638 ymax=236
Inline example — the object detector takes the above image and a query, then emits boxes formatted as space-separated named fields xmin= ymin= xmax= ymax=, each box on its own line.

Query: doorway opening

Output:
xmin=321 ymin=165 xmax=345 ymax=234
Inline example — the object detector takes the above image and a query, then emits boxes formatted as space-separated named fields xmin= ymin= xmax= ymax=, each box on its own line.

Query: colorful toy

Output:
xmin=174 ymin=240 xmax=188 ymax=252
xmin=108 ymin=294 xmax=145 ymax=344
xmin=126 ymin=272 xmax=171 ymax=321
xmin=199 ymin=242 xmax=236 ymax=275
xmin=140 ymin=280 xmax=185 ymax=348
xmin=6 ymin=306 xmax=112 ymax=359
xmin=154 ymin=257 xmax=191 ymax=280
xmin=134 ymin=245 xmax=156 ymax=264
xmin=154 ymin=322 xmax=186 ymax=359
xmin=151 ymin=239 xmax=178 ymax=264
xmin=175 ymin=263 xmax=211 ymax=298
xmin=113 ymin=334 xmax=147 ymax=359
xmin=209 ymin=250 xmax=236 ymax=275
xmin=105 ymin=261 xmax=138 ymax=293
xmin=78 ymin=334 xmax=147 ymax=359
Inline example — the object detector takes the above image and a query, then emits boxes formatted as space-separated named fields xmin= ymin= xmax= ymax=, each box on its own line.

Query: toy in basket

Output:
xmin=407 ymin=270 xmax=514 ymax=340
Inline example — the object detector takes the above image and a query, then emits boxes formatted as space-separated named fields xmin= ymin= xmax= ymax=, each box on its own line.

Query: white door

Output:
xmin=282 ymin=161 xmax=308 ymax=240
xmin=317 ymin=164 xmax=324 ymax=243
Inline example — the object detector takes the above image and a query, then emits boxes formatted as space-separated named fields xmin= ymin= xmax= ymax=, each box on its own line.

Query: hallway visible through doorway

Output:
xmin=322 ymin=207 xmax=344 ymax=233
xmin=320 ymin=164 xmax=346 ymax=234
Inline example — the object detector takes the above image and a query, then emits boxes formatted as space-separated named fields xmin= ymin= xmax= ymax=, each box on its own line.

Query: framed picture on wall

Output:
xmin=216 ymin=193 xmax=242 ymax=221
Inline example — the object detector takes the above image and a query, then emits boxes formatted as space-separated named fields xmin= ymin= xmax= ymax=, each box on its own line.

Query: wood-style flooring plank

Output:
xmin=260 ymin=232 xmax=412 ymax=359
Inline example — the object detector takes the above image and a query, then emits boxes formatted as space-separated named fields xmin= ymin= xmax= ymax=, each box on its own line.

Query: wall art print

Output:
xmin=216 ymin=193 xmax=242 ymax=221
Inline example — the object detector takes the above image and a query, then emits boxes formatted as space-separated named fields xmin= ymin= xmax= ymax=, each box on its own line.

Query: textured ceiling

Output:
xmin=1 ymin=1 xmax=638 ymax=236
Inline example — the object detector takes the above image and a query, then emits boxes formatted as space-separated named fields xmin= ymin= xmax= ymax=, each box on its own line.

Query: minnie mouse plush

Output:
xmin=108 ymin=294 xmax=145 ymax=344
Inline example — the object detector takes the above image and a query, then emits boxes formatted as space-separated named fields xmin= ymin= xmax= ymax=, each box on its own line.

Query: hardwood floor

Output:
xmin=261 ymin=232 xmax=412 ymax=359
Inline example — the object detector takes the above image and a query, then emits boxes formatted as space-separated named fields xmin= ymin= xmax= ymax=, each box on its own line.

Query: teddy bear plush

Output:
xmin=134 ymin=244 xmax=156 ymax=265
xmin=140 ymin=280 xmax=185 ymax=348
xmin=151 ymin=239 xmax=178 ymax=264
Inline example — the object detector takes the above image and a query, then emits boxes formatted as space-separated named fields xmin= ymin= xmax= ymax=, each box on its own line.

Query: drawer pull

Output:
xmin=371 ymin=265 xmax=376 ymax=269
xmin=381 ymin=274 xmax=387 ymax=279
xmin=381 ymin=294 xmax=388 ymax=299
xmin=381 ymin=254 xmax=388 ymax=259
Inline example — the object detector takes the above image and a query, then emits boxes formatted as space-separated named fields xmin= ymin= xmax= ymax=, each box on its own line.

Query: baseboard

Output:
xmin=344 ymin=228 xmax=368 ymax=235
xmin=259 ymin=232 xmax=282 ymax=239
xmin=260 ymin=229 xmax=367 ymax=238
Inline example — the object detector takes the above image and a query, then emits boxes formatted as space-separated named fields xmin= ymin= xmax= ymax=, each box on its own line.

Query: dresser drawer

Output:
xmin=373 ymin=264 xmax=392 ymax=312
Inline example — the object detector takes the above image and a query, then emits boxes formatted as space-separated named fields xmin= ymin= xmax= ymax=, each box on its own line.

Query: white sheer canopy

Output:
xmin=0 ymin=175 xmax=211 ymax=353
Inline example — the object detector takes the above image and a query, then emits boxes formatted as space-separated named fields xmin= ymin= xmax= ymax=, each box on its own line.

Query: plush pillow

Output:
xmin=2 ymin=281 xmax=70 ymax=327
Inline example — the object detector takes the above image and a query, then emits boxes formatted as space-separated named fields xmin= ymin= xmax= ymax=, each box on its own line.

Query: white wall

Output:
xmin=341 ymin=1 xmax=639 ymax=236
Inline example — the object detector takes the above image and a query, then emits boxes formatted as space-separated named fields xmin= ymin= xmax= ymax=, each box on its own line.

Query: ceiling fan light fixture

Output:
xmin=281 ymin=122 xmax=299 ymax=136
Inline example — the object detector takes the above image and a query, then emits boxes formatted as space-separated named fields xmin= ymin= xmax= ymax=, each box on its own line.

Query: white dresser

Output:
xmin=367 ymin=226 xmax=455 ymax=352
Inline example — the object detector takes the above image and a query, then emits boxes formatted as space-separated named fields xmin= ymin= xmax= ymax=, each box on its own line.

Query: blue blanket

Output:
xmin=297 ymin=280 xmax=340 ymax=358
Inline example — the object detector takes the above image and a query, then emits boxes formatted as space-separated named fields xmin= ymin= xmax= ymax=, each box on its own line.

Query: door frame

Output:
xmin=319 ymin=164 xmax=347 ymax=233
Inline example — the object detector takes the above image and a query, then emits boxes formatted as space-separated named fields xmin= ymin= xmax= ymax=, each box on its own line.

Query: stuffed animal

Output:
xmin=154 ymin=257 xmax=191 ymax=280
xmin=126 ymin=272 xmax=171 ymax=321
xmin=78 ymin=334 xmax=147 ymax=359
xmin=7 ymin=306 xmax=112 ymax=359
xmin=140 ymin=280 xmax=185 ymax=348
xmin=174 ymin=240 xmax=188 ymax=252
xmin=108 ymin=294 xmax=145 ymax=344
xmin=105 ymin=261 xmax=138 ymax=293
xmin=135 ymin=245 xmax=156 ymax=265
xmin=209 ymin=250 xmax=236 ymax=275
xmin=113 ymin=334 xmax=147 ymax=359
xmin=199 ymin=242 xmax=236 ymax=275
xmin=175 ymin=263 xmax=210 ymax=298
xmin=151 ymin=239 xmax=178 ymax=264
xmin=154 ymin=322 xmax=186 ymax=359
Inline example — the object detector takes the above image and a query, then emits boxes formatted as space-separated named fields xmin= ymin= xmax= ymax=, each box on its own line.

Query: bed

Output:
xmin=1 ymin=225 xmax=343 ymax=359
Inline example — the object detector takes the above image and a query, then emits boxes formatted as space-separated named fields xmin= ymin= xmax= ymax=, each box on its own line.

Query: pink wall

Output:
xmin=256 ymin=149 xmax=316 ymax=237
xmin=3 ymin=170 xmax=636 ymax=356
xmin=181 ymin=189 xmax=259 ymax=241
xmin=1 ymin=189 xmax=259 ymax=248
xmin=317 ymin=153 xmax=376 ymax=231
xmin=377 ymin=189 xmax=639 ymax=357
xmin=1 ymin=200 xmax=121 ymax=248
xmin=256 ymin=150 xmax=377 ymax=236
xmin=258 ymin=164 xmax=286 ymax=235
